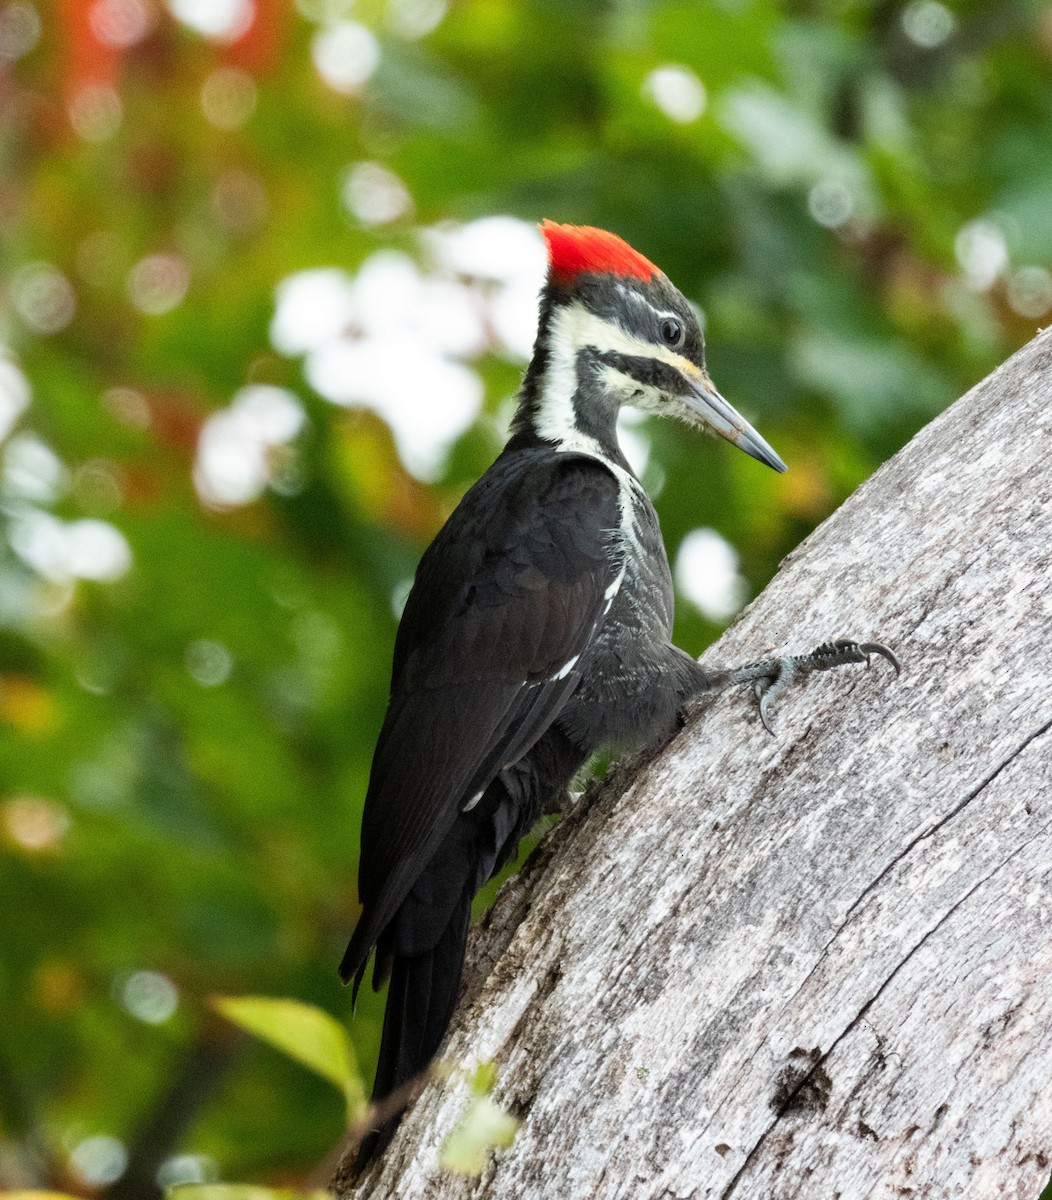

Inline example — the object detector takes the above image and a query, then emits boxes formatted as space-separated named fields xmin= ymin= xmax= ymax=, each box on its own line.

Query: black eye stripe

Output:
xmin=595 ymin=351 xmax=690 ymax=392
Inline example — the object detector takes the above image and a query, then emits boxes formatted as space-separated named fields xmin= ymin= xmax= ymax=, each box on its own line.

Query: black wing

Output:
xmin=342 ymin=450 xmax=621 ymax=988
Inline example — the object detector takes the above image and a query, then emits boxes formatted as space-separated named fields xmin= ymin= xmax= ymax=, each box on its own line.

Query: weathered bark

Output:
xmin=335 ymin=328 xmax=1052 ymax=1199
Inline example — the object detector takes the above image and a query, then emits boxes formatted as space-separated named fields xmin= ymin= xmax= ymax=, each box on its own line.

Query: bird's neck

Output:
xmin=508 ymin=297 xmax=632 ymax=472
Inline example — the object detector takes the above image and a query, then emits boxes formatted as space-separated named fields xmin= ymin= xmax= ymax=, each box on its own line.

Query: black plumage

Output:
xmin=342 ymin=452 xmax=620 ymax=991
xmin=342 ymin=451 xmax=626 ymax=1165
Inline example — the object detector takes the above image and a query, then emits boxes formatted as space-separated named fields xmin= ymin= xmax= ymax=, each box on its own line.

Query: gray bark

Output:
xmin=335 ymin=328 xmax=1052 ymax=1199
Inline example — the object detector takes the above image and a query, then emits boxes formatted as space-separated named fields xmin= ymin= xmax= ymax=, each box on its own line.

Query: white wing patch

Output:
xmin=461 ymin=788 xmax=485 ymax=813
xmin=603 ymin=563 xmax=626 ymax=614
xmin=553 ymin=653 xmax=581 ymax=681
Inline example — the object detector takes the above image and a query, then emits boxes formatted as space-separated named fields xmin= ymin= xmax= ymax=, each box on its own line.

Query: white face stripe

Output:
xmin=534 ymin=301 xmax=701 ymax=451
xmin=615 ymin=282 xmax=682 ymax=326
xmin=598 ymin=363 xmax=668 ymax=414
xmin=554 ymin=302 xmax=697 ymax=375
xmin=533 ymin=302 xmax=603 ymax=454
xmin=530 ymin=300 xmax=684 ymax=600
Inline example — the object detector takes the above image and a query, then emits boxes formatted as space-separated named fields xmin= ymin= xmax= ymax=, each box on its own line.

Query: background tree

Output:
xmin=1 ymin=0 xmax=1050 ymax=1194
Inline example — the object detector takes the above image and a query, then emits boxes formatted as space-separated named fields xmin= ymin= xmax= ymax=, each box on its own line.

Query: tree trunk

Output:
xmin=334 ymin=328 xmax=1052 ymax=1200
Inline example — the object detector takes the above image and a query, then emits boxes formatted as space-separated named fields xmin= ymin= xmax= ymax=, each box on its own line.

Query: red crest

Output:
xmin=540 ymin=220 xmax=658 ymax=284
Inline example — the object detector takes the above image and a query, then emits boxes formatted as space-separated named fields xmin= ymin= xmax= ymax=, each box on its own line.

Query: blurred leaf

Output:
xmin=166 ymin=1189 xmax=328 ymax=1200
xmin=470 ymin=1059 xmax=498 ymax=1095
xmin=1 ymin=1193 xmax=85 ymax=1199
xmin=212 ymin=995 xmax=365 ymax=1119
xmin=439 ymin=1093 xmax=521 ymax=1176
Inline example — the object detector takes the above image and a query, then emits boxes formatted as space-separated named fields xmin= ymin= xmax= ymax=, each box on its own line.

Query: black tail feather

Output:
xmin=348 ymin=728 xmax=589 ymax=1177
xmin=354 ymin=894 xmax=472 ymax=1173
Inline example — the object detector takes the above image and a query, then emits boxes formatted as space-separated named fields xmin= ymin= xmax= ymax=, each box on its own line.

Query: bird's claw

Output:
xmin=855 ymin=640 xmax=901 ymax=676
xmin=740 ymin=636 xmax=899 ymax=736
xmin=757 ymin=684 xmax=776 ymax=737
xmin=752 ymin=659 xmax=796 ymax=736
xmin=812 ymin=638 xmax=901 ymax=676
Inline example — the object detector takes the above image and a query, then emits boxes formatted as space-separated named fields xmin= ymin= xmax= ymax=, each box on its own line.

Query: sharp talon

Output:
xmin=733 ymin=639 xmax=895 ymax=737
xmin=759 ymin=690 xmax=776 ymax=736
xmin=858 ymin=642 xmax=901 ymax=676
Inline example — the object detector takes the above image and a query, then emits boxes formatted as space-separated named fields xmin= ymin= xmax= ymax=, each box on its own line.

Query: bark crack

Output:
xmin=693 ymin=718 xmax=1052 ymax=1155
xmin=843 ymin=716 xmax=1052 ymax=920
xmin=717 ymin=824 xmax=1046 ymax=1200
xmin=903 ymin=541 xmax=986 ymax=638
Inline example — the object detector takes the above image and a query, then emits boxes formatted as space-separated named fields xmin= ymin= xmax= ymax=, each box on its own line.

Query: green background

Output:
xmin=2 ymin=0 xmax=1050 ymax=1192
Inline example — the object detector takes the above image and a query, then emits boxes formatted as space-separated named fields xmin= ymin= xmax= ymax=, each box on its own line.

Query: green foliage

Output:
xmin=1 ymin=1193 xmax=85 ymax=1200
xmin=439 ymin=1096 xmax=521 ymax=1176
xmin=2 ymin=0 xmax=1051 ymax=1194
xmin=439 ymin=1063 xmax=521 ymax=1175
xmin=166 ymin=1189 xmax=327 ymax=1200
xmin=211 ymin=996 xmax=366 ymax=1120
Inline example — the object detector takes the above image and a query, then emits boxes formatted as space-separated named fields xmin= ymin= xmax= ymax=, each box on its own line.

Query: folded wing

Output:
xmin=341 ymin=451 xmax=622 ymax=990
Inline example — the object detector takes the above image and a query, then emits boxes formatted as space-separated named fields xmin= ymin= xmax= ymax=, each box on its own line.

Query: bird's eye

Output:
xmin=660 ymin=318 xmax=684 ymax=349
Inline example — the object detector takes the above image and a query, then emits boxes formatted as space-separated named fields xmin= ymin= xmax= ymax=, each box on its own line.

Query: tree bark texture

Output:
xmin=335 ymin=328 xmax=1052 ymax=1199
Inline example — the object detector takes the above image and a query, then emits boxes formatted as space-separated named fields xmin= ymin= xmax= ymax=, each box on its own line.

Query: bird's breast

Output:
xmin=576 ymin=471 xmax=675 ymax=694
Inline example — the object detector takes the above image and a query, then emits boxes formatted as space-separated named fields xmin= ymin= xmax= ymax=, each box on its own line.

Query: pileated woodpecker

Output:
xmin=342 ymin=221 xmax=897 ymax=1169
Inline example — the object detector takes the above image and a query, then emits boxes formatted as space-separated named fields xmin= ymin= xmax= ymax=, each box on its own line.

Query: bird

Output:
xmin=341 ymin=220 xmax=898 ymax=1171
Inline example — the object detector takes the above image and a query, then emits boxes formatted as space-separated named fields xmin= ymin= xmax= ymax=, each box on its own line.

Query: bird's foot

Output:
xmin=733 ymin=639 xmax=900 ymax=735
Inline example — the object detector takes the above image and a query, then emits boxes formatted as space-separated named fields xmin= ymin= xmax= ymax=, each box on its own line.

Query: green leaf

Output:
xmin=440 ymin=1094 xmax=521 ymax=1175
xmin=166 ymin=1189 xmax=329 ymax=1200
xmin=212 ymin=995 xmax=366 ymax=1119
xmin=470 ymin=1059 xmax=498 ymax=1095
xmin=2 ymin=1193 xmax=86 ymax=1199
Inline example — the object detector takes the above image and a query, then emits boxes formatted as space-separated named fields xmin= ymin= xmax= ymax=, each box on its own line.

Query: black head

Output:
xmin=524 ymin=222 xmax=786 ymax=473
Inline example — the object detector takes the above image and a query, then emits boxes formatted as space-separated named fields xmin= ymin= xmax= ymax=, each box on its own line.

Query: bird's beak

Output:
xmin=682 ymin=370 xmax=787 ymax=473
